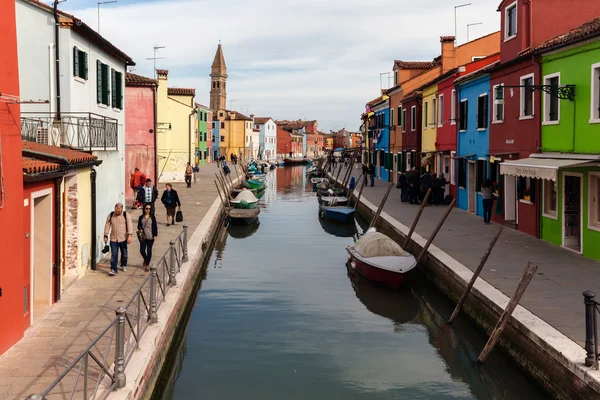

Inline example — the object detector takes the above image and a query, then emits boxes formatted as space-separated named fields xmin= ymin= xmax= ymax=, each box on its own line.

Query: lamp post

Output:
xmin=467 ymin=22 xmax=483 ymax=42
xmin=97 ymin=1 xmax=117 ymax=34
xmin=454 ymin=3 xmax=472 ymax=44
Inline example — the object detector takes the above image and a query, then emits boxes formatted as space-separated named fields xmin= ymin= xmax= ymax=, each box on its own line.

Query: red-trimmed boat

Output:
xmin=346 ymin=228 xmax=417 ymax=289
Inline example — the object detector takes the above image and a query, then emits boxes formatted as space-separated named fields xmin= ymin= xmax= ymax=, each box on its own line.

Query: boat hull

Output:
xmin=346 ymin=251 xmax=408 ymax=289
xmin=247 ymin=180 xmax=266 ymax=190
xmin=319 ymin=205 xmax=355 ymax=222
xmin=231 ymin=201 xmax=258 ymax=209
xmin=284 ymin=158 xmax=311 ymax=165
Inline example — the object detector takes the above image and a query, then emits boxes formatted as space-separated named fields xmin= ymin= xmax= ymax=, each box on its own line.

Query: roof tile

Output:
xmin=253 ymin=117 xmax=272 ymax=125
xmin=393 ymin=60 xmax=438 ymax=69
xmin=125 ymin=72 xmax=157 ymax=87
xmin=168 ymin=88 xmax=196 ymax=96
xmin=22 ymin=142 xmax=98 ymax=164
xmin=527 ymin=16 xmax=600 ymax=55
xmin=22 ymin=157 xmax=61 ymax=174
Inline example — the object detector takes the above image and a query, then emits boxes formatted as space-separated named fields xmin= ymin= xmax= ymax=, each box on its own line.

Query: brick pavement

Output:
xmin=336 ymin=166 xmax=600 ymax=347
xmin=0 ymin=163 xmax=234 ymax=400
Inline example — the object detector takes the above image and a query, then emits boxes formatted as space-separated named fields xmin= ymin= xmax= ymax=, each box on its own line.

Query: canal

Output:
xmin=152 ymin=166 xmax=548 ymax=400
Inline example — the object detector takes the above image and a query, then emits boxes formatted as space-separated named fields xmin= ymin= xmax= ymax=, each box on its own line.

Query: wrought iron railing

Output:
xmin=584 ymin=290 xmax=600 ymax=369
xmin=26 ymin=226 xmax=189 ymax=400
xmin=21 ymin=112 xmax=119 ymax=151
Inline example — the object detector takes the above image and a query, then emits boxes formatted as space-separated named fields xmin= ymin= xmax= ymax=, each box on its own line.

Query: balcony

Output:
xmin=21 ymin=112 xmax=119 ymax=151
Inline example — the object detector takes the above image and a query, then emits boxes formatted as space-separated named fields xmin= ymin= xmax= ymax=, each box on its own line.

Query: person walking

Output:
xmin=482 ymin=179 xmax=495 ymax=225
xmin=103 ymin=203 xmax=133 ymax=276
xmin=161 ymin=183 xmax=181 ymax=227
xmin=138 ymin=205 xmax=158 ymax=271
xmin=419 ymin=169 xmax=433 ymax=205
xmin=399 ymin=172 xmax=409 ymax=202
xmin=136 ymin=178 xmax=159 ymax=216
xmin=184 ymin=162 xmax=194 ymax=188
xmin=129 ymin=168 xmax=146 ymax=209
xmin=369 ymin=163 xmax=375 ymax=187
xmin=408 ymin=167 xmax=420 ymax=204
xmin=437 ymin=173 xmax=448 ymax=205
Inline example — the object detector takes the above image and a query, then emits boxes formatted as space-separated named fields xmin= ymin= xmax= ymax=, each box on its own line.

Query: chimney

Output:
xmin=440 ymin=36 xmax=456 ymax=73
xmin=156 ymin=69 xmax=169 ymax=80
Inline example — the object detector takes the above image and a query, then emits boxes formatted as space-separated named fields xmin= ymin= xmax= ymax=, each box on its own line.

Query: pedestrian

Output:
xmin=161 ymin=183 xmax=181 ymax=226
xmin=431 ymin=173 xmax=440 ymax=205
xmin=103 ymin=203 xmax=133 ymax=275
xmin=223 ymin=162 xmax=231 ymax=176
xmin=136 ymin=178 xmax=159 ymax=216
xmin=482 ymin=179 xmax=495 ymax=225
xmin=349 ymin=176 xmax=356 ymax=191
xmin=289 ymin=151 xmax=293 ymax=158
xmin=184 ymin=162 xmax=193 ymax=188
xmin=369 ymin=163 xmax=375 ymax=187
xmin=137 ymin=204 xmax=158 ymax=271
xmin=399 ymin=172 xmax=409 ymax=202
xmin=408 ymin=167 xmax=420 ymax=204
xmin=437 ymin=173 xmax=448 ymax=205
xmin=129 ymin=168 xmax=146 ymax=209
xmin=419 ymin=169 xmax=432 ymax=205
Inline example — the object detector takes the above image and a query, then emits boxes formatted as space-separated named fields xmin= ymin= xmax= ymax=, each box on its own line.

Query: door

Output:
xmin=32 ymin=192 xmax=53 ymax=323
xmin=563 ymin=174 xmax=582 ymax=252
xmin=393 ymin=155 xmax=398 ymax=184
xmin=443 ymin=155 xmax=450 ymax=196
xmin=505 ymin=176 xmax=517 ymax=222
xmin=468 ymin=161 xmax=476 ymax=213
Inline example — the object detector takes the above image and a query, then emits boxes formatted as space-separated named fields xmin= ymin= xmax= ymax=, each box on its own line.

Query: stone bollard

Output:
xmin=114 ymin=307 xmax=127 ymax=389
xmin=149 ymin=265 xmax=158 ymax=324
xmin=583 ymin=290 xmax=597 ymax=367
xmin=182 ymin=224 xmax=189 ymax=263
xmin=169 ymin=240 xmax=177 ymax=286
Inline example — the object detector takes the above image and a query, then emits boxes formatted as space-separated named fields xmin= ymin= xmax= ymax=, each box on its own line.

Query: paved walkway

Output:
xmin=0 ymin=163 xmax=233 ymax=400
xmin=337 ymin=166 xmax=600 ymax=347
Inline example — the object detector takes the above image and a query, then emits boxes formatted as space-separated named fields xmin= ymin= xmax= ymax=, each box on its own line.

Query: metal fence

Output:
xmin=26 ymin=226 xmax=189 ymax=400
xmin=21 ymin=112 xmax=119 ymax=151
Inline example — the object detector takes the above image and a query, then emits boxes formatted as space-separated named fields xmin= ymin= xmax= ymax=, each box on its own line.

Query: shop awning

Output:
xmin=500 ymin=158 xmax=592 ymax=181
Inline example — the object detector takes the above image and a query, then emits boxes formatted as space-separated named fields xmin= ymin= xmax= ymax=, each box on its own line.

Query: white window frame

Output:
xmin=451 ymin=89 xmax=456 ymax=125
xmin=402 ymin=108 xmax=407 ymax=132
xmin=492 ymin=84 xmax=504 ymax=123
xmin=543 ymin=72 xmax=561 ymax=125
xmin=471 ymin=56 xmax=485 ymax=61
xmin=438 ymin=94 xmax=444 ymax=127
xmin=432 ymin=98 xmax=437 ymax=127
xmin=423 ymin=101 xmax=428 ymax=130
xmin=411 ymin=106 xmax=416 ymax=131
xmin=520 ymin=73 xmax=535 ymax=120
xmin=590 ymin=62 xmax=600 ymax=124
xmin=459 ymin=99 xmax=468 ymax=132
xmin=477 ymin=93 xmax=489 ymax=131
xmin=589 ymin=172 xmax=600 ymax=232
xmin=542 ymin=180 xmax=558 ymax=220
xmin=504 ymin=1 xmax=518 ymax=42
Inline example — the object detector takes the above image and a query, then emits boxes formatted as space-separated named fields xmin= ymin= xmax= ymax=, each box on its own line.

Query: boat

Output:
xmin=230 ymin=189 xmax=258 ymax=209
xmin=231 ymin=187 xmax=257 ymax=197
xmin=318 ymin=204 xmax=355 ymax=222
xmin=228 ymin=221 xmax=260 ymax=239
xmin=346 ymin=228 xmax=417 ymax=289
xmin=246 ymin=179 xmax=266 ymax=190
xmin=311 ymin=177 xmax=325 ymax=185
xmin=228 ymin=208 xmax=260 ymax=225
xmin=284 ymin=157 xmax=311 ymax=165
xmin=318 ymin=196 xmax=349 ymax=206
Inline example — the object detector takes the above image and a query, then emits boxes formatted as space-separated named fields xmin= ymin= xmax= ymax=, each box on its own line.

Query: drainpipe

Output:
xmin=53 ymin=177 xmax=62 ymax=301
xmin=53 ymin=0 xmax=61 ymax=120
xmin=91 ymin=169 xmax=97 ymax=270
xmin=189 ymin=108 xmax=197 ymax=165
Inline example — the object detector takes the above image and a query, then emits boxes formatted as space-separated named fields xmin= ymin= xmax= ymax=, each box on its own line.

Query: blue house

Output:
xmin=455 ymin=70 xmax=491 ymax=218
xmin=212 ymin=120 xmax=220 ymax=161
xmin=371 ymin=98 xmax=390 ymax=181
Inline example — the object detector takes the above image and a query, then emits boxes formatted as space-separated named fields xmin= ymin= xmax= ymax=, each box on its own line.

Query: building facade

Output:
xmin=254 ymin=117 xmax=277 ymax=160
xmin=210 ymin=43 xmax=227 ymax=113
xmin=196 ymin=104 xmax=210 ymax=165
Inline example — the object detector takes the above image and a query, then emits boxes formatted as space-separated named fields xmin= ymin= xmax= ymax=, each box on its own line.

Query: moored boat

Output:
xmin=246 ymin=179 xmax=266 ymax=190
xmin=346 ymin=228 xmax=417 ymax=289
xmin=318 ymin=196 xmax=349 ymax=206
xmin=311 ymin=177 xmax=325 ymax=185
xmin=318 ymin=204 xmax=355 ymax=222
xmin=230 ymin=189 xmax=258 ymax=209
xmin=284 ymin=157 xmax=311 ymax=165
xmin=228 ymin=208 xmax=260 ymax=225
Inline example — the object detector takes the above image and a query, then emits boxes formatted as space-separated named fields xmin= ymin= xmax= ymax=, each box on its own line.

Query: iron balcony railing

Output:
xmin=26 ymin=226 xmax=189 ymax=400
xmin=21 ymin=112 xmax=119 ymax=151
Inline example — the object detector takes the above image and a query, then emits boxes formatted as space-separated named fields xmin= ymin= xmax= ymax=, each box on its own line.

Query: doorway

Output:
xmin=468 ymin=161 xmax=476 ymax=213
xmin=563 ymin=173 xmax=582 ymax=253
xmin=31 ymin=190 xmax=53 ymax=323
xmin=393 ymin=155 xmax=398 ymax=184
xmin=505 ymin=176 xmax=517 ymax=223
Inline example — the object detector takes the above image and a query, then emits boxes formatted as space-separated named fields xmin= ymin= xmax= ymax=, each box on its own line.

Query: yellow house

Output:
xmin=421 ymin=83 xmax=438 ymax=172
xmin=156 ymin=69 xmax=196 ymax=182
xmin=214 ymin=109 xmax=253 ymax=160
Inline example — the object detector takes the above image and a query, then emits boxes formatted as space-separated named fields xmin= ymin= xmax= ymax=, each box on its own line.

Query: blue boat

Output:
xmin=318 ymin=204 xmax=355 ymax=222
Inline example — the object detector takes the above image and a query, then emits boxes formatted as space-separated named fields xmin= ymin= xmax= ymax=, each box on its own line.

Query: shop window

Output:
xmin=589 ymin=174 xmax=600 ymax=229
xmin=517 ymin=177 xmax=536 ymax=202
xmin=458 ymin=159 xmax=466 ymax=189
xmin=476 ymin=160 xmax=485 ymax=192
xmin=543 ymin=180 xmax=558 ymax=218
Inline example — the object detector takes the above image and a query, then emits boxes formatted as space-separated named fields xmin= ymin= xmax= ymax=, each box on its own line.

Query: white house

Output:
xmin=16 ymin=0 xmax=135 ymax=263
xmin=253 ymin=117 xmax=277 ymax=160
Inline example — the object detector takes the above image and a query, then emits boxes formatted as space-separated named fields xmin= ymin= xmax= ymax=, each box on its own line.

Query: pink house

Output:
xmin=125 ymin=73 xmax=157 ymax=201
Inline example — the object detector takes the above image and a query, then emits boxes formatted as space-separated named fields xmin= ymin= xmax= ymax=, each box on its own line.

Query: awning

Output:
xmin=500 ymin=158 xmax=592 ymax=181
xmin=451 ymin=154 xmax=476 ymax=159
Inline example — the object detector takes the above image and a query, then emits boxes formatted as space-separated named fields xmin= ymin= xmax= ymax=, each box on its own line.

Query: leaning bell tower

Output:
xmin=210 ymin=43 xmax=227 ymax=112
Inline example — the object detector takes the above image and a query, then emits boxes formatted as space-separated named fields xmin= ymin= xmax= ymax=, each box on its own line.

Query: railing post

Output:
xmin=584 ymin=290 xmax=597 ymax=367
xmin=150 ymin=265 xmax=158 ymax=324
xmin=169 ymin=241 xmax=177 ymax=286
xmin=182 ymin=225 xmax=189 ymax=263
xmin=114 ymin=307 xmax=127 ymax=389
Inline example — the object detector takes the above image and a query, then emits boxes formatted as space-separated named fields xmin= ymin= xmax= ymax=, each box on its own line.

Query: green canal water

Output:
xmin=152 ymin=166 xmax=548 ymax=400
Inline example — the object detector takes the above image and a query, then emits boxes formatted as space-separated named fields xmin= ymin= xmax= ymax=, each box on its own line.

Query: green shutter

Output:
xmin=96 ymin=60 xmax=102 ymax=103
xmin=102 ymin=63 xmax=109 ymax=106
xmin=73 ymin=47 xmax=79 ymax=77
xmin=111 ymin=68 xmax=116 ymax=107
xmin=83 ymin=52 xmax=88 ymax=80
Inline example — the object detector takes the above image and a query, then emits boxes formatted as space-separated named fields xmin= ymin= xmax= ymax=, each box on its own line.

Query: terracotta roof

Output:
xmin=440 ymin=36 xmax=456 ymax=42
xmin=125 ymin=73 xmax=157 ymax=87
xmin=275 ymin=120 xmax=317 ymax=130
xmin=211 ymin=43 xmax=227 ymax=70
xmin=195 ymin=103 xmax=210 ymax=110
xmin=366 ymin=95 xmax=386 ymax=108
xmin=168 ymin=88 xmax=196 ymax=96
xmin=22 ymin=157 xmax=61 ymax=174
xmin=253 ymin=117 xmax=272 ymax=125
xmin=22 ymin=142 xmax=98 ymax=164
xmin=526 ymin=17 xmax=600 ymax=55
xmin=393 ymin=60 xmax=438 ymax=69
xmin=156 ymin=69 xmax=169 ymax=77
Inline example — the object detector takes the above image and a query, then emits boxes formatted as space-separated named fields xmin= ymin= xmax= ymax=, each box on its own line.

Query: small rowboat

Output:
xmin=311 ymin=177 xmax=325 ymax=185
xmin=284 ymin=158 xmax=311 ymax=165
xmin=230 ymin=189 xmax=258 ymax=209
xmin=318 ymin=196 xmax=349 ymax=206
xmin=246 ymin=179 xmax=266 ymax=191
xmin=228 ymin=208 xmax=260 ymax=225
xmin=318 ymin=204 xmax=355 ymax=222
xmin=346 ymin=228 xmax=417 ymax=289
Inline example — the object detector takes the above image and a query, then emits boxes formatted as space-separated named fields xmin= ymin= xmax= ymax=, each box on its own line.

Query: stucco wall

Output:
xmin=76 ymin=168 xmax=92 ymax=278
xmin=158 ymin=93 xmax=194 ymax=183
xmin=421 ymin=84 xmax=438 ymax=153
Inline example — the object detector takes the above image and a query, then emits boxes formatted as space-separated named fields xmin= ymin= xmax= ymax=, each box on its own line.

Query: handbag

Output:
xmin=136 ymin=229 xmax=145 ymax=241
xmin=175 ymin=208 xmax=183 ymax=223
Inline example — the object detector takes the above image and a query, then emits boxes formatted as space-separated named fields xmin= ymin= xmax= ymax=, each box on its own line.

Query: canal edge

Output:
xmin=328 ymin=171 xmax=600 ymax=399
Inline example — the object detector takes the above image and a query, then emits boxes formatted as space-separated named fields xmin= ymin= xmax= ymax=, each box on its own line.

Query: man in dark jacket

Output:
xmin=369 ymin=164 xmax=375 ymax=187
xmin=136 ymin=178 xmax=159 ymax=216
xmin=399 ymin=172 xmax=409 ymax=202
xmin=407 ymin=168 xmax=420 ymax=204
xmin=420 ymin=170 xmax=432 ymax=204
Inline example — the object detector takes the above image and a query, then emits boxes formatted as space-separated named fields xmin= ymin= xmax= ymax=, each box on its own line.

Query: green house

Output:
xmin=535 ymin=18 xmax=600 ymax=259
xmin=196 ymin=104 xmax=210 ymax=165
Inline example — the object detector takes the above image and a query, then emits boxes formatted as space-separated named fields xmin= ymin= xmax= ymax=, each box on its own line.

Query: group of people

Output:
xmin=398 ymin=168 xmax=449 ymax=206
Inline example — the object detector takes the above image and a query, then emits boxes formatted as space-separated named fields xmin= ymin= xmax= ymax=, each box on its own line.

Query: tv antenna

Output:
xmin=146 ymin=46 xmax=165 ymax=80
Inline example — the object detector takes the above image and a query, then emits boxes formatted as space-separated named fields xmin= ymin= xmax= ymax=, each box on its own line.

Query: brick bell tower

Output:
xmin=210 ymin=42 xmax=227 ymax=112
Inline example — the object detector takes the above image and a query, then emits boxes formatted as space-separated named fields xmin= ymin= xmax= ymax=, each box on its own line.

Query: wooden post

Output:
xmin=214 ymin=181 xmax=229 ymax=211
xmin=449 ymin=226 xmax=504 ymax=323
xmin=334 ymin=164 xmax=343 ymax=185
xmin=368 ymin=182 xmax=395 ymax=230
xmin=402 ymin=188 xmax=432 ymax=250
xmin=343 ymin=158 xmax=356 ymax=194
xmin=216 ymin=173 xmax=232 ymax=200
xmin=353 ymin=176 xmax=367 ymax=209
xmin=415 ymin=198 xmax=456 ymax=264
xmin=477 ymin=262 xmax=538 ymax=364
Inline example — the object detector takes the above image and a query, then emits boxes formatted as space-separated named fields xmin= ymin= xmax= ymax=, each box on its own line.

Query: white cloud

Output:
xmin=64 ymin=0 xmax=501 ymax=131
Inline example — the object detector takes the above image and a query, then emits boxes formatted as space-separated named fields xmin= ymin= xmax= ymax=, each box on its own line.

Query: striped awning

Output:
xmin=500 ymin=158 xmax=591 ymax=181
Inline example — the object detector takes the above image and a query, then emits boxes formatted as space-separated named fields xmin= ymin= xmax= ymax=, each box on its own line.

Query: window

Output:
xmin=219 ymin=112 xmax=224 ymax=117
xmin=505 ymin=2 xmax=517 ymax=40
xmin=477 ymin=94 xmax=489 ymax=129
xmin=411 ymin=106 xmax=416 ymax=131
xmin=111 ymin=69 xmax=123 ymax=109
xmin=451 ymin=89 xmax=457 ymax=124
xmin=397 ymin=106 xmax=402 ymax=127
xmin=73 ymin=47 xmax=88 ymax=80
xmin=212 ymin=122 xmax=216 ymax=129
xmin=402 ymin=108 xmax=407 ymax=132
xmin=424 ymin=101 xmax=428 ymax=128
xmin=517 ymin=177 xmax=536 ymax=202
xmin=459 ymin=99 xmax=468 ymax=131
xmin=542 ymin=74 xmax=560 ymax=123
xmin=221 ymin=122 xmax=225 ymax=129
xmin=203 ymin=132 xmax=207 ymax=141
xmin=395 ymin=71 xmax=398 ymax=85
xmin=590 ymin=63 xmax=600 ymax=122
xmin=390 ymin=108 xmax=394 ymax=128
xmin=450 ymin=151 xmax=456 ymax=185
xmin=438 ymin=95 xmax=444 ymax=127
xmin=96 ymin=60 xmax=110 ymax=106
xmin=543 ymin=180 xmax=557 ymax=218
xmin=472 ymin=56 xmax=485 ymax=61
xmin=476 ymin=160 xmax=485 ymax=192
xmin=493 ymin=84 xmax=504 ymax=122
xmin=520 ymin=74 xmax=534 ymax=118
xmin=220 ymin=136 xmax=225 ymax=142
xmin=432 ymin=98 xmax=436 ymax=127
xmin=212 ymin=135 xmax=216 ymax=142
xmin=458 ymin=159 xmax=466 ymax=188
xmin=589 ymin=174 xmax=600 ymax=229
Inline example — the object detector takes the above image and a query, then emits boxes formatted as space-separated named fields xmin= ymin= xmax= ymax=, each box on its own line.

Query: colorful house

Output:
xmin=212 ymin=114 xmax=220 ymax=161
xmin=368 ymin=96 xmax=390 ymax=181
xmin=196 ymin=104 xmax=210 ymax=165
xmin=401 ymin=92 xmax=421 ymax=172
xmin=421 ymin=83 xmax=438 ymax=172
xmin=213 ymin=109 xmax=253 ymax=160
xmin=254 ymin=117 xmax=277 ymax=160
xmin=206 ymin=110 xmax=212 ymax=162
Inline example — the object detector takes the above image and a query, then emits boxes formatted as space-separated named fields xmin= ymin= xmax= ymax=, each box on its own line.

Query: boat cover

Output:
xmin=350 ymin=232 xmax=410 ymax=258
xmin=234 ymin=189 xmax=258 ymax=202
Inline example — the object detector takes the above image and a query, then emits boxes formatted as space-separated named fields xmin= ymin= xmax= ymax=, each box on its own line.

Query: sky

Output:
xmin=60 ymin=0 xmax=502 ymax=131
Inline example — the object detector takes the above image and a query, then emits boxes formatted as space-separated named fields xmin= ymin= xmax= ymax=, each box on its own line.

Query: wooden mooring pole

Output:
xmin=214 ymin=181 xmax=229 ymax=211
xmin=334 ymin=164 xmax=343 ymax=185
xmin=368 ymin=182 xmax=395 ymax=230
xmin=448 ymin=226 xmax=504 ymax=324
xmin=402 ymin=188 xmax=432 ymax=250
xmin=353 ymin=176 xmax=367 ymax=209
xmin=477 ymin=262 xmax=538 ymax=364
xmin=415 ymin=198 xmax=456 ymax=264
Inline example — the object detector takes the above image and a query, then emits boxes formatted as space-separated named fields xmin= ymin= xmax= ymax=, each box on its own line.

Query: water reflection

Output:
xmin=227 ymin=221 xmax=260 ymax=239
xmin=319 ymin=216 xmax=359 ymax=239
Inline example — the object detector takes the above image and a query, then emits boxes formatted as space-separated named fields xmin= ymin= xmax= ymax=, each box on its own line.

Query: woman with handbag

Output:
xmin=161 ymin=183 xmax=181 ymax=226
xmin=138 ymin=205 xmax=158 ymax=271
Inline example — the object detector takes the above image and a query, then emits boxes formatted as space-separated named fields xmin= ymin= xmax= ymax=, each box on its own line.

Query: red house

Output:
xmin=401 ymin=93 xmax=422 ymax=171
xmin=277 ymin=128 xmax=292 ymax=157
xmin=490 ymin=0 xmax=600 ymax=237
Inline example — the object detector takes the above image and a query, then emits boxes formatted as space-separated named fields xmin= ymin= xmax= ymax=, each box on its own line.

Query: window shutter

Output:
xmin=83 ymin=52 xmax=88 ymax=80
xmin=73 ymin=46 xmax=79 ymax=77
xmin=111 ymin=68 xmax=117 ymax=107
xmin=465 ymin=101 xmax=468 ymax=129
xmin=483 ymin=96 xmax=489 ymax=128
xmin=96 ymin=60 xmax=102 ymax=103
